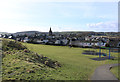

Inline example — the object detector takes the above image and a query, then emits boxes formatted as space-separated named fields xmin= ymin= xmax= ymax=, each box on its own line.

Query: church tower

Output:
xmin=49 ymin=27 xmax=52 ymax=36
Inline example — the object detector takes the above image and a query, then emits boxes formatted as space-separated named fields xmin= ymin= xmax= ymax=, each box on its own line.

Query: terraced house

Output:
xmin=69 ymin=40 xmax=106 ymax=47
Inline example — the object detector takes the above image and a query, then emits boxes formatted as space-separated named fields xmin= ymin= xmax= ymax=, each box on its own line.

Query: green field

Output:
xmin=1 ymin=38 xmax=119 ymax=80
xmin=22 ymin=43 xmax=118 ymax=80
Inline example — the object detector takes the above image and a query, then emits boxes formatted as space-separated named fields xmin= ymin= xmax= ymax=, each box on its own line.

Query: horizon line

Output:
xmin=0 ymin=30 xmax=119 ymax=34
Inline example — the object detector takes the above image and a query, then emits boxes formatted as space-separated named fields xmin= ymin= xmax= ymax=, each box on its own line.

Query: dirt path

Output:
xmin=91 ymin=63 xmax=119 ymax=80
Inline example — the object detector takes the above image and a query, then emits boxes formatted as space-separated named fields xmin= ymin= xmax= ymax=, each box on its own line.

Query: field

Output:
xmin=1 ymin=38 xmax=119 ymax=80
xmin=23 ymin=43 xmax=118 ymax=80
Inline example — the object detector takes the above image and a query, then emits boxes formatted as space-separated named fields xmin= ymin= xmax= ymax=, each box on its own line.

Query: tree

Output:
xmin=105 ymin=43 xmax=110 ymax=47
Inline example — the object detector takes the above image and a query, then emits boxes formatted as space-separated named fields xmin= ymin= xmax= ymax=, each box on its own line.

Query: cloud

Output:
xmin=86 ymin=21 xmax=118 ymax=32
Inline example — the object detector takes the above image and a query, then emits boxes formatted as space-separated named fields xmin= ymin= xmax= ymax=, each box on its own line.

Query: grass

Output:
xmin=2 ymin=39 xmax=61 ymax=80
xmin=1 ymin=38 xmax=119 ymax=80
xmin=3 ymin=52 xmax=57 ymax=80
xmin=23 ymin=43 xmax=118 ymax=80
xmin=110 ymin=66 xmax=120 ymax=80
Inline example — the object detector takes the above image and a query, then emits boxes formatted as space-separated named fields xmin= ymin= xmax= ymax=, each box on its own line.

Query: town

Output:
xmin=0 ymin=27 xmax=120 ymax=48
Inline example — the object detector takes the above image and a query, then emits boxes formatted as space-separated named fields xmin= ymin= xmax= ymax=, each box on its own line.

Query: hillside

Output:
xmin=13 ymin=31 xmax=42 ymax=36
xmin=2 ymin=39 xmax=61 ymax=80
xmin=0 ymin=32 xmax=10 ymax=35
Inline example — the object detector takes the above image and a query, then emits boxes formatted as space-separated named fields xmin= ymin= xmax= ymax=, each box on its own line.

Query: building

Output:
xmin=108 ymin=40 xmax=120 ymax=48
xmin=69 ymin=40 xmax=106 ymax=47
xmin=49 ymin=27 xmax=53 ymax=36
xmin=23 ymin=37 xmax=29 ymax=42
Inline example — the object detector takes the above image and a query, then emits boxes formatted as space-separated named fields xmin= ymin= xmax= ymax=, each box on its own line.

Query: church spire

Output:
xmin=49 ymin=27 xmax=52 ymax=36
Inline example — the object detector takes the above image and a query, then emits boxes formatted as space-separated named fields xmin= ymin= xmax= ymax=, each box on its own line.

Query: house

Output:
xmin=61 ymin=39 xmax=69 ymax=45
xmin=108 ymin=40 xmax=120 ymax=48
xmin=46 ymin=40 xmax=55 ymax=45
xmin=32 ymin=39 xmax=43 ymax=44
xmin=3 ymin=34 xmax=8 ymax=38
xmin=55 ymin=40 xmax=62 ymax=45
xmin=85 ymin=36 xmax=91 ymax=41
xmin=36 ymin=39 xmax=49 ymax=44
xmin=23 ymin=37 xmax=29 ymax=42
xmin=8 ymin=35 xmax=15 ymax=39
xmin=16 ymin=38 xmax=21 ymax=41
xmin=0 ymin=34 xmax=2 ymax=38
xmin=94 ymin=41 xmax=106 ymax=47
xmin=43 ymin=40 xmax=49 ymax=44
xmin=69 ymin=40 xmax=106 ymax=47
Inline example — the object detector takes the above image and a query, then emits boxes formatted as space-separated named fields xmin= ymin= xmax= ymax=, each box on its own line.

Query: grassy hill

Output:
xmin=2 ymin=39 xmax=61 ymax=80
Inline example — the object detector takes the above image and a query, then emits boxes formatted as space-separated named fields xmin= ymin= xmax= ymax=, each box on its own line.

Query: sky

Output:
xmin=0 ymin=0 xmax=119 ymax=33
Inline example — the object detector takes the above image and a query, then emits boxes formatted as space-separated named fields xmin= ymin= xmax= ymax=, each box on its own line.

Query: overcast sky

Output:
xmin=0 ymin=0 xmax=119 ymax=33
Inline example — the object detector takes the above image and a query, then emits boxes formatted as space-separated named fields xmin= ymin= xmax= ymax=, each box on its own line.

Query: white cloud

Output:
xmin=86 ymin=21 xmax=118 ymax=32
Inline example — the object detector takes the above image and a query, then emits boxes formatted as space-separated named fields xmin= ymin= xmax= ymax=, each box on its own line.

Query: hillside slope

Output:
xmin=2 ymin=39 xmax=61 ymax=80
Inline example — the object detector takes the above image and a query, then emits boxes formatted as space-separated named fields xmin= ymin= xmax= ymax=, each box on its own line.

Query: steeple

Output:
xmin=49 ymin=27 xmax=52 ymax=36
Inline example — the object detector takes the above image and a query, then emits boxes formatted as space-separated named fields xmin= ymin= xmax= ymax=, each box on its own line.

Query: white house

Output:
xmin=61 ymin=39 xmax=68 ymax=45
xmin=55 ymin=40 xmax=61 ymax=45
xmin=23 ymin=37 xmax=29 ymax=42
xmin=69 ymin=40 xmax=106 ymax=47
xmin=0 ymin=34 xmax=2 ymax=38
xmin=36 ymin=40 xmax=43 ymax=43
xmin=43 ymin=40 xmax=49 ymax=43
xmin=8 ymin=36 xmax=13 ymax=39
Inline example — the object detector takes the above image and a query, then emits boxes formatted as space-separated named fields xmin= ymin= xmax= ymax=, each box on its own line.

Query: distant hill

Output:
xmin=0 ymin=32 xmax=10 ymax=35
xmin=54 ymin=31 xmax=95 ymax=35
xmin=60 ymin=31 xmax=94 ymax=33
xmin=1 ymin=30 xmax=118 ymax=37
xmin=13 ymin=31 xmax=42 ymax=36
xmin=12 ymin=31 xmax=96 ymax=36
